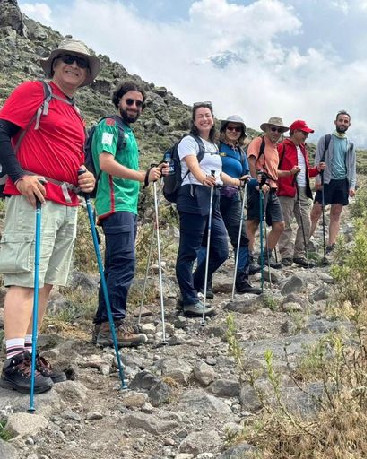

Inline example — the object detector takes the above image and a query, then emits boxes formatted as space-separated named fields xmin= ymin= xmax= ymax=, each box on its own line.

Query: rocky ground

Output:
xmin=0 ymin=211 xmax=354 ymax=459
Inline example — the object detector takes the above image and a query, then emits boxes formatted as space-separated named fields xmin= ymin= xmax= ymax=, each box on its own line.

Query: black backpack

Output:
xmin=84 ymin=115 xmax=127 ymax=197
xmin=0 ymin=80 xmax=77 ymax=198
xmin=162 ymin=134 xmax=205 ymax=203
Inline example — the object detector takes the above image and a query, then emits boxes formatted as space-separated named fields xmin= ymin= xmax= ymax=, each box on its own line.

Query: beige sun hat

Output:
xmin=260 ymin=116 xmax=289 ymax=133
xmin=220 ymin=115 xmax=247 ymax=132
xmin=39 ymin=36 xmax=101 ymax=87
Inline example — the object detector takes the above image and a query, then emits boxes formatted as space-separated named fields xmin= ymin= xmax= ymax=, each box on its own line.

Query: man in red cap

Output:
xmin=277 ymin=120 xmax=325 ymax=267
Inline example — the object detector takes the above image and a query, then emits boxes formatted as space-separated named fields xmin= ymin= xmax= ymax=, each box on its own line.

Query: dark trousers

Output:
xmin=94 ymin=211 xmax=137 ymax=324
xmin=176 ymin=210 xmax=228 ymax=305
xmin=220 ymin=193 xmax=249 ymax=273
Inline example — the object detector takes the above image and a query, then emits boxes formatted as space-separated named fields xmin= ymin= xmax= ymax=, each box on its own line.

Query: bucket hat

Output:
xmin=39 ymin=36 xmax=100 ymax=87
xmin=220 ymin=115 xmax=247 ymax=134
xmin=289 ymin=119 xmax=314 ymax=133
xmin=260 ymin=117 xmax=289 ymax=133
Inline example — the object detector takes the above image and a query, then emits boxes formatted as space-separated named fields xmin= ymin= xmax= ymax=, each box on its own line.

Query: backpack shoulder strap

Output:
xmin=321 ymin=134 xmax=332 ymax=162
xmin=189 ymin=134 xmax=206 ymax=162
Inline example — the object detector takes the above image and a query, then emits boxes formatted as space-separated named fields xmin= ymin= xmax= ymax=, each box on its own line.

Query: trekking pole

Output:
xmin=320 ymin=171 xmax=327 ymax=264
xmin=201 ymin=170 xmax=215 ymax=326
xmin=259 ymin=188 xmax=265 ymax=293
xmin=295 ymin=182 xmax=310 ymax=266
xmin=29 ymin=196 xmax=42 ymax=413
xmin=78 ymin=170 xmax=127 ymax=389
xmin=231 ymin=182 xmax=247 ymax=300
xmin=137 ymin=223 xmax=155 ymax=327
xmin=152 ymin=178 xmax=168 ymax=344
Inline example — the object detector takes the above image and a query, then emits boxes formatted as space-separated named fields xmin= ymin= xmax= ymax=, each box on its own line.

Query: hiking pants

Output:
xmin=94 ymin=211 xmax=136 ymax=324
xmin=278 ymin=187 xmax=310 ymax=259
xmin=176 ymin=209 xmax=228 ymax=305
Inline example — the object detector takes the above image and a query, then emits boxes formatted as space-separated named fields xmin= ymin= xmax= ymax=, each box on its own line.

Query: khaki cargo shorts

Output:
xmin=0 ymin=195 xmax=78 ymax=288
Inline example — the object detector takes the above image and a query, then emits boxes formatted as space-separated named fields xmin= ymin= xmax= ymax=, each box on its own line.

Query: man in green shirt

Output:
xmin=92 ymin=81 xmax=166 ymax=347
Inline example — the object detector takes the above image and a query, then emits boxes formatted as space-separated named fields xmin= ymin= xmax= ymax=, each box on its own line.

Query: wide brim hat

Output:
xmin=260 ymin=116 xmax=289 ymax=133
xmin=39 ymin=37 xmax=101 ymax=87
xmin=220 ymin=115 xmax=247 ymax=134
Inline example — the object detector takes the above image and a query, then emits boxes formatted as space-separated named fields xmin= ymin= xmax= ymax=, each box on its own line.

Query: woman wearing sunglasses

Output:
xmin=216 ymin=116 xmax=262 ymax=294
xmin=175 ymin=103 xmax=247 ymax=317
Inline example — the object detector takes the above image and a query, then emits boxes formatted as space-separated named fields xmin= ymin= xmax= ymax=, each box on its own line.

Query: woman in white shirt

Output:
xmin=176 ymin=102 xmax=246 ymax=316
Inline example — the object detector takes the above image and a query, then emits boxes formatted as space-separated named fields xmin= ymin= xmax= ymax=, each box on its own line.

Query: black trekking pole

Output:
xmin=295 ymin=181 xmax=310 ymax=267
xmin=231 ymin=181 xmax=248 ymax=301
xmin=78 ymin=170 xmax=127 ymax=389
xmin=201 ymin=170 xmax=215 ymax=326
xmin=320 ymin=171 xmax=327 ymax=264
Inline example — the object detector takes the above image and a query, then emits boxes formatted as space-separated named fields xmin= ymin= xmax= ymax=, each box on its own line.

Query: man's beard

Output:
xmin=336 ymin=125 xmax=348 ymax=134
xmin=119 ymin=107 xmax=140 ymax=124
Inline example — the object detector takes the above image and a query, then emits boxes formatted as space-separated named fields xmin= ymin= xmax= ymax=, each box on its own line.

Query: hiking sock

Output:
xmin=5 ymin=338 xmax=25 ymax=360
xmin=24 ymin=334 xmax=33 ymax=353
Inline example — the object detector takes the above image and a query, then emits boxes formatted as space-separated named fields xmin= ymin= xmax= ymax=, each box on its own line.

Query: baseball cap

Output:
xmin=289 ymin=120 xmax=314 ymax=133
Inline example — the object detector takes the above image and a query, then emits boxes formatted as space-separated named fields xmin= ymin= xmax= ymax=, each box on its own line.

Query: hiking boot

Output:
xmin=198 ymin=288 xmax=214 ymax=300
xmin=325 ymin=244 xmax=335 ymax=255
xmin=281 ymin=257 xmax=293 ymax=267
xmin=0 ymin=351 xmax=53 ymax=394
xmin=248 ymin=263 xmax=261 ymax=274
xmin=182 ymin=300 xmax=214 ymax=317
xmin=258 ymin=251 xmax=282 ymax=270
xmin=91 ymin=323 xmax=101 ymax=345
xmin=36 ymin=354 xmax=67 ymax=383
xmin=293 ymin=257 xmax=315 ymax=268
xmin=236 ymin=280 xmax=262 ymax=295
xmin=96 ymin=321 xmax=148 ymax=348
xmin=236 ymin=272 xmax=262 ymax=295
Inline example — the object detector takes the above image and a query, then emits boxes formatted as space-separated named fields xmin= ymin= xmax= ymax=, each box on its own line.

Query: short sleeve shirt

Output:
xmin=247 ymin=136 xmax=279 ymax=188
xmin=178 ymin=135 xmax=223 ymax=186
xmin=0 ymin=81 xmax=85 ymax=205
xmin=92 ymin=117 xmax=140 ymax=219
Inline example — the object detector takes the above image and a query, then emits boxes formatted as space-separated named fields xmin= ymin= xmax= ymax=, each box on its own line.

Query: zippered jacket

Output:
xmin=277 ymin=139 xmax=319 ymax=198
xmin=314 ymin=134 xmax=356 ymax=190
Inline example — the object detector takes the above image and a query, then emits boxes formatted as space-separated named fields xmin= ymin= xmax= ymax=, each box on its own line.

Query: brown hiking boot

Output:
xmin=36 ymin=354 xmax=67 ymax=383
xmin=96 ymin=321 xmax=148 ymax=348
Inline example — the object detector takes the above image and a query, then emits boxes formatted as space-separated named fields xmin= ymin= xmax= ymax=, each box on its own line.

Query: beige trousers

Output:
xmin=278 ymin=186 xmax=311 ymax=259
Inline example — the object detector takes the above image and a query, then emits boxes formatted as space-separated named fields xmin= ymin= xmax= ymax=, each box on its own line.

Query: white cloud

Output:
xmin=18 ymin=0 xmax=367 ymax=146
xmin=21 ymin=3 xmax=52 ymax=24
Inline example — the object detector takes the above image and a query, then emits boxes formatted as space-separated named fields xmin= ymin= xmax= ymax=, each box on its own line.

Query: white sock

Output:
xmin=5 ymin=338 xmax=25 ymax=360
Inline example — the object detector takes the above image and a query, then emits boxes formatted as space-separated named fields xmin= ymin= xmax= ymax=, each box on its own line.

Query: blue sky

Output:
xmin=19 ymin=0 xmax=367 ymax=146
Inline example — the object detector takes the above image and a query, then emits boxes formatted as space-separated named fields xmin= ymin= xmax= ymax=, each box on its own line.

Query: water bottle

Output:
xmin=163 ymin=150 xmax=175 ymax=176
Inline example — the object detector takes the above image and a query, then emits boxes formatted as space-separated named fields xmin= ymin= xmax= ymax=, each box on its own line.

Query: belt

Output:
xmin=23 ymin=170 xmax=80 ymax=204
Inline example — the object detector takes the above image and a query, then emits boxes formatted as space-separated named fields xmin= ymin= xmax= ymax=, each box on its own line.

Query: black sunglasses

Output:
xmin=126 ymin=98 xmax=144 ymax=108
xmin=58 ymin=54 xmax=89 ymax=69
xmin=193 ymin=101 xmax=212 ymax=109
xmin=270 ymin=126 xmax=284 ymax=133
xmin=227 ymin=126 xmax=242 ymax=133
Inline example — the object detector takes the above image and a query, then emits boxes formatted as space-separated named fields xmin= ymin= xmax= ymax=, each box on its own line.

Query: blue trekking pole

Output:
xmin=201 ymin=170 xmax=215 ymax=326
xmin=259 ymin=189 xmax=265 ymax=292
xmin=79 ymin=171 xmax=127 ymax=389
xmin=29 ymin=197 xmax=42 ymax=413
xmin=320 ymin=170 xmax=327 ymax=264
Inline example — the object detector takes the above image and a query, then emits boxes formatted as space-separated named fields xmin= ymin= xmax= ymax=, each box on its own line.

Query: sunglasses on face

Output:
xmin=270 ymin=126 xmax=283 ymax=133
xmin=193 ymin=100 xmax=212 ymax=109
xmin=227 ymin=126 xmax=242 ymax=133
xmin=58 ymin=54 xmax=89 ymax=69
xmin=125 ymin=99 xmax=144 ymax=108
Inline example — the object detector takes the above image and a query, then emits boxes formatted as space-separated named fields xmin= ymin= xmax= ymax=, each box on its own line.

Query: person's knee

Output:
xmin=330 ymin=205 xmax=343 ymax=220
xmin=273 ymin=221 xmax=285 ymax=234
xmin=310 ymin=204 xmax=322 ymax=221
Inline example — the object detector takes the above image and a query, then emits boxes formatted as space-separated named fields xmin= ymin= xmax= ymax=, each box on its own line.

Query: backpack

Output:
xmin=162 ymin=134 xmax=205 ymax=203
xmin=84 ymin=115 xmax=127 ymax=197
xmin=0 ymin=80 xmax=78 ymax=198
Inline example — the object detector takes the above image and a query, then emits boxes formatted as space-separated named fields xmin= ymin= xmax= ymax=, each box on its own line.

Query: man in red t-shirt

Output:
xmin=0 ymin=37 xmax=100 ymax=394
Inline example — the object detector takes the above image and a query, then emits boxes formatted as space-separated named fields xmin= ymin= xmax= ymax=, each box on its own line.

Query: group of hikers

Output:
xmin=0 ymin=37 xmax=356 ymax=395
